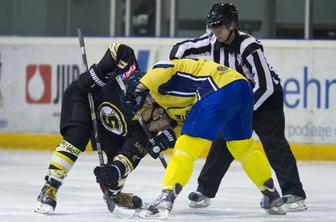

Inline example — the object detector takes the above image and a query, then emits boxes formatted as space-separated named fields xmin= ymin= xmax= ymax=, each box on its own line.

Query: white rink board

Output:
xmin=0 ymin=37 xmax=336 ymax=144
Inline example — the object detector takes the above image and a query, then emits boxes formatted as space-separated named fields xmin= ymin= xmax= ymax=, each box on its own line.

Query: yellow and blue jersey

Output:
xmin=140 ymin=58 xmax=247 ymax=125
xmin=141 ymin=58 xmax=254 ymax=141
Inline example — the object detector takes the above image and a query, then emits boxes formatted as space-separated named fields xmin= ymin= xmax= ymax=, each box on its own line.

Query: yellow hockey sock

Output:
xmin=48 ymin=140 xmax=81 ymax=182
xmin=162 ymin=135 xmax=211 ymax=190
xmin=227 ymin=138 xmax=271 ymax=190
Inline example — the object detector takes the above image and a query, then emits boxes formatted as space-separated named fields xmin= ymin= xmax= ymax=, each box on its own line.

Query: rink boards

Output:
xmin=0 ymin=37 xmax=336 ymax=160
xmin=1 ymin=132 xmax=336 ymax=161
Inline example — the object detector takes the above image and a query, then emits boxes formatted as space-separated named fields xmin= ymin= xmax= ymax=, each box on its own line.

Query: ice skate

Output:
xmin=282 ymin=194 xmax=307 ymax=212
xmin=113 ymin=192 xmax=142 ymax=209
xmin=140 ymin=184 xmax=182 ymax=219
xmin=34 ymin=178 xmax=61 ymax=214
xmin=139 ymin=189 xmax=176 ymax=219
xmin=188 ymin=191 xmax=211 ymax=208
xmin=260 ymin=178 xmax=287 ymax=215
xmin=101 ymin=191 xmax=143 ymax=218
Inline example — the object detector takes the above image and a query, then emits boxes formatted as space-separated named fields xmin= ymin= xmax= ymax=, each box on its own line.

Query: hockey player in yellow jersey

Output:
xmin=122 ymin=58 xmax=287 ymax=219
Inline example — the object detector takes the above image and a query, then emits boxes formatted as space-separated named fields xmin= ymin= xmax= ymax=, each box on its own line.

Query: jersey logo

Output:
xmin=98 ymin=102 xmax=127 ymax=136
xmin=217 ymin=65 xmax=229 ymax=72
xmin=132 ymin=155 xmax=140 ymax=162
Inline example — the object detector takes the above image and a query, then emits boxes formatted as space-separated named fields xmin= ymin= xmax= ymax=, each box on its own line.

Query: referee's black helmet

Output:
xmin=206 ymin=3 xmax=238 ymax=29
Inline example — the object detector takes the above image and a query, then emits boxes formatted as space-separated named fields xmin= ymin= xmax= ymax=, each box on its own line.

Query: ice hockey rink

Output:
xmin=0 ymin=149 xmax=335 ymax=222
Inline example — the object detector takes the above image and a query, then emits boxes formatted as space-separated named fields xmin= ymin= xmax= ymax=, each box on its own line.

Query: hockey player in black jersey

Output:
xmin=35 ymin=43 xmax=176 ymax=214
xmin=169 ymin=2 xmax=307 ymax=212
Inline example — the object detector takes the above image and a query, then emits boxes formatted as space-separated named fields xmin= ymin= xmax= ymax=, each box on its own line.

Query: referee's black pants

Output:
xmin=197 ymin=85 xmax=306 ymax=198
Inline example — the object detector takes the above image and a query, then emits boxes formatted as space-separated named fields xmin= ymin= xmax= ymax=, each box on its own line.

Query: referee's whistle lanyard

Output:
xmin=224 ymin=30 xmax=234 ymax=43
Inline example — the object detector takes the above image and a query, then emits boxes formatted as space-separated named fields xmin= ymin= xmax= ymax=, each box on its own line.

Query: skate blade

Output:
xmin=265 ymin=205 xmax=287 ymax=215
xmin=284 ymin=200 xmax=308 ymax=212
xmin=189 ymin=199 xmax=210 ymax=208
xmin=139 ymin=208 xmax=170 ymax=219
xmin=111 ymin=205 xmax=136 ymax=218
xmin=34 ymin=202 xmax=54 ymax=214
xmin=104 ymin=195 xmax=136 ymax=218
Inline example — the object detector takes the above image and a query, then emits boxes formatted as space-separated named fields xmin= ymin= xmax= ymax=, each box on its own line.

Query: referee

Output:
xmin=169 ymin=3 xmax=307 ymax=212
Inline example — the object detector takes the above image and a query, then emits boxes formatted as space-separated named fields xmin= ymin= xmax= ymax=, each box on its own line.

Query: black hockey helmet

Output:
xmin=125 ymin=70 xmax=146 ymax=90
xmin=206 ymin=3 xmax=238 ymax=29
xmin=122 ymin=70 xmax=149 ymax=115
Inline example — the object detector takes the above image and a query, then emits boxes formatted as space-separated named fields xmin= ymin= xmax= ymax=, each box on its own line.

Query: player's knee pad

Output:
xmin=174 ymin=134 xmax=212 ymax=160
xmin=48 ymin=140 xmax=82 ymax=184
xmin=162 ymin=135 xmax=211 ymax=189
xmin=62 ymin=126 xmax=91 ymax=151
xmin=227 ymin=138 xmax=271 ymax=189
xmin=226 ymin=137 xmax=256 ymax=161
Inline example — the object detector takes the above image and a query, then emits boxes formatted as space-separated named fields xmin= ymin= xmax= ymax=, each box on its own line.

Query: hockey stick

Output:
xmin=115 ymin=75 xmax=167 ymax=168
xmin=77 ymin=29 xmax=105 ymax=168
xmin=77 ymin=28 xmax=135 ymax=218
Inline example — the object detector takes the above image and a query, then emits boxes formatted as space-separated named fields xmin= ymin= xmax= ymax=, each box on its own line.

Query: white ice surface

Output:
xmin=0 ymin=149 xmax=335 ymax=222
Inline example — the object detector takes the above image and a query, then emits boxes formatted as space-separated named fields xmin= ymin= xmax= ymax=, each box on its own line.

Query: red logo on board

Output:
xmin=26 ymin=64 xmax=52 ymax=103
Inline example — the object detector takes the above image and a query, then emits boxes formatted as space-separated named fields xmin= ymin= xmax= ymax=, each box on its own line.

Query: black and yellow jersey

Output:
xmin=140 ymin=58 xmax=247 ymax=125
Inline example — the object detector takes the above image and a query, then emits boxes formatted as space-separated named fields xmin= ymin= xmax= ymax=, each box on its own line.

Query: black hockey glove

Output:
xmin=78 ymin=64 xmax=109 ymax=94
xmin=93 ymin=164 xmax=122 ymax=194
xmin=145 ymin=129 xmax=177 ymax=159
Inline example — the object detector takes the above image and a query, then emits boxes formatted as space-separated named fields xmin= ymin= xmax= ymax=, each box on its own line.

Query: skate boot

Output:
xmin=282 ymin=194 xmax=307 ymax=212
xmin=101 ymin=191 xmax=143 ymax=217
xmin=188 ymin=191 xmax=211 ymax=208
xmin=35 ymin=177 xmax=61 ymax=214
xmin=140 ymin=184 xmax=182 ymax=219
xmin=113 ymin=192 xmax=143 ymax=209
xmin=260 ymin=178 xmax=287 ymax=215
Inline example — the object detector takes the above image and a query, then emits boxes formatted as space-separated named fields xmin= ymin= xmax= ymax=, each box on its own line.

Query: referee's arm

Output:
xmin=245 ymin=49 xmax=275 ymax=111
xmin=169 ymin=35 xmax=212 ymax=59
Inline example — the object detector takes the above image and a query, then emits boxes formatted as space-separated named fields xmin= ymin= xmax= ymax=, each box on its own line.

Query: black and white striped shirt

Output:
xmin=169 ymin=31 xmax=280 ymax=111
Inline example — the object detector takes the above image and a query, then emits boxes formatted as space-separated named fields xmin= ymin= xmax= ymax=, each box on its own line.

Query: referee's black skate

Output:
xmin=35 ymin=177 xmax=61 ymax=214
xmin=188 ymin=191 xmax=211 ymax=208
xmin=260 ymin=178 xmax=287 ymax=215
xmin=282 ymin=194 xmax=307 ymax=212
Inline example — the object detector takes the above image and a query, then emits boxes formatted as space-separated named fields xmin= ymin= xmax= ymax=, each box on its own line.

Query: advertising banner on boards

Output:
xmin=0 ymin=37 xmax=335 ymax=145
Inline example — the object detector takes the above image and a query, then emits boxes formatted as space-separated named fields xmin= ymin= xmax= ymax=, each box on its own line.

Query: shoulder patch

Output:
xmin=217 ymin=66 xmax=229 ymax=72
